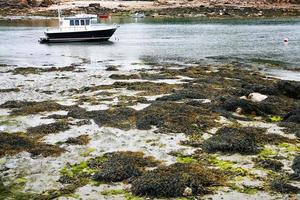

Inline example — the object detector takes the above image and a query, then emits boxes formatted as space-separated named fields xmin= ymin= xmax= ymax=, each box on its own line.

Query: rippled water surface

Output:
xmin=0 ymin=17 xmax=300 ymax=67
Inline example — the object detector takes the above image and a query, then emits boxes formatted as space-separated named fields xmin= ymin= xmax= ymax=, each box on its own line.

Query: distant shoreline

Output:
xmin=1 ymin=0 xmax=300 ymax=18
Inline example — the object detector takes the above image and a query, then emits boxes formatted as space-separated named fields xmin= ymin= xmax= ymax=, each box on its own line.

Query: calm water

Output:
xmin=0 ymin=17 xmax=300 ymax=68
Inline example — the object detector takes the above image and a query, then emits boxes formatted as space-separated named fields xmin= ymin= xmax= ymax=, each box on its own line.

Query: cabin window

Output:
xmin=80 ymin=20 xmax=85 ymax=25
xmin=70 ymin=20 xmax=74 ymax=26
xmin=75 ymin=20 xmax=79 ymax=26
xmin=85 ymin=20 xmax=90 ymax=25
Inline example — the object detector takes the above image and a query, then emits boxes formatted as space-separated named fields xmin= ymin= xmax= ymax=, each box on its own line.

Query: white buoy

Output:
xmin=284 ymin=37 xmax=289 ymax=42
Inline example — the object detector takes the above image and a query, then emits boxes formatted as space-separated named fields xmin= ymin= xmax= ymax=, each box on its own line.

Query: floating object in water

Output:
xmin=284 ymin=37 xmax=289 ymax=42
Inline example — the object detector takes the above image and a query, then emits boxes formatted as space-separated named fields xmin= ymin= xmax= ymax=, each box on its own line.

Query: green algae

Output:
xmin=0 ymin=178 xmax=35 ymax=200
xmin=270 ymin=116 xmax=283 ymax=122
xmin=230 ymin=184 xmax=258 ymax=194
xmin=60 ymin=161 xmax=95 ymax=178
xmin=259 ymin=148 xmax=277 ymax=158
xmin=80 ymin=148 xmax=96 ymax=157
xmin=208 ymin=156 xmax=248 ymax=176
xmin=176 ymin=155 xmax=198 ymax=164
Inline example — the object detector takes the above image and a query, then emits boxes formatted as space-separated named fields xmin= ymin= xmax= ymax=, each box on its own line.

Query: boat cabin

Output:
xmin=60 ymin=16 xmax=92 ymax=29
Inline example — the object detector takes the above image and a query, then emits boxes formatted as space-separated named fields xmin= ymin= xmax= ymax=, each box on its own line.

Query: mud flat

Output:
xmin=0 ymin=57 xmax=300 ymax=199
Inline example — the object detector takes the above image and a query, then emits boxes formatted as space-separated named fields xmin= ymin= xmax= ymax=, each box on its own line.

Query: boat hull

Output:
xmin=41 ymin=27 xmax=117 ymax=43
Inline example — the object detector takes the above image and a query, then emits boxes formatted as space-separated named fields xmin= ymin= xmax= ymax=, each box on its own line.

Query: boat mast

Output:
xmin=58 ymin=9 xmax=62 ymax=30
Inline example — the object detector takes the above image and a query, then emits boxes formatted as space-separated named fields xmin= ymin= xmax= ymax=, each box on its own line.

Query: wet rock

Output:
xmin=0 ymin=132 xmax=65 ymax=157
xmin=131 ymin=163 xmax=225 ymax=197
xmin=277 ymin=80 xmax=300 ymax=99
xmin=27 ymin=121 xmax=70 ymax=136
xmin=270 ymin=177 xmax=300 ymax=194
xmin=202 ymin=127 xmax=293 ymax=155
xmin=92 ymin=151 xmax=160 ymax=182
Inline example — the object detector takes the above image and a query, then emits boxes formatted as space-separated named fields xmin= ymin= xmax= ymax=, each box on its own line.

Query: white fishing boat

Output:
xmin=39 ymin=11 xmax=118 ymax=43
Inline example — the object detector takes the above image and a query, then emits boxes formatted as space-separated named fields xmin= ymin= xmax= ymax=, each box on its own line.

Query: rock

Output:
xmin=240 ymin=92 xmax=268 ymax=102
xmin=183 ymin=187 xmax=193 ymax=196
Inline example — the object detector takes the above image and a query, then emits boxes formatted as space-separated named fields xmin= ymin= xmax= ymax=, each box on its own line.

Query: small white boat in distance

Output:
xmin=132 ymin=12 xmax=145 ymax=18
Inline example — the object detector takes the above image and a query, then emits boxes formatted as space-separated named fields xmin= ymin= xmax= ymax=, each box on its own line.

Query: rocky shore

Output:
xmin=1 ymin=0 xmax=300 ymax=18
xmin=0 ymin=56 xmax=300 ymax=199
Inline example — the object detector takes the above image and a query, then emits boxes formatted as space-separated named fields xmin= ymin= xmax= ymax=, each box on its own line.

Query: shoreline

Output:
xmin=1 ymin=0 xmax=300 ymax=18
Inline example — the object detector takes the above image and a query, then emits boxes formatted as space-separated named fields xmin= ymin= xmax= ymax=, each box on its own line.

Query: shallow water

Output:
xmin=0 ymin=17 xmax=300 ymax=69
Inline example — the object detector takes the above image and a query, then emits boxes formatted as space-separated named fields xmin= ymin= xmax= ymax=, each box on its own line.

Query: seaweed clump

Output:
xmin=290 ymin=156 xmax=300 ymax=180
xmin=0 ymin=88 xmax=20 ymax=93
xmin=136 ymin=101 xmax=218 ymax=134
xmin=92 ymin=151 xmax=160 ymax=182
xmin=270 ymin=177 xmax=300 ymax=194
xmin=0 ymin=100 xmax=70 ymax=115
xmin=219 ymin=97 xmax=278 ymax=116
xmin=202 ymin=127 xmax=294 ymax=155
xmin=0 ymin=132 xmax=65 ymax=157
xmin=64 ymin=135 xmax=91 ymax=145
xmin=277 ymin=80 xmax=300 ymax=99
xmin=253 ymin=158 xmax=283 ymax=171
xmin=283 ymin=109 xmax=300 ymax=123
xmin=131 ymin=163 xmax=225 ymax=197
xmin=27 ymin=121 xmax=70 ymax=137
xmin=9 ymin=66 xmax=76 ymax=75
